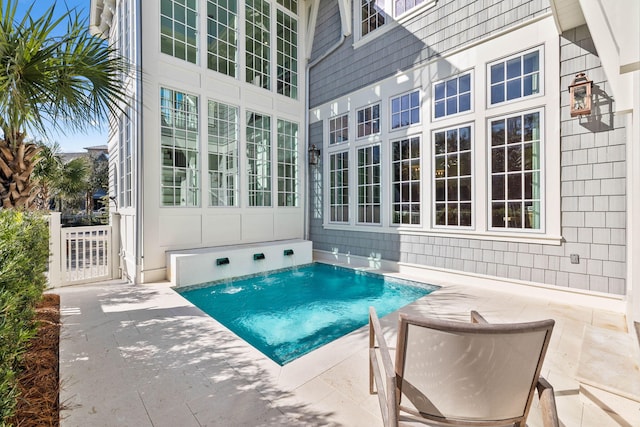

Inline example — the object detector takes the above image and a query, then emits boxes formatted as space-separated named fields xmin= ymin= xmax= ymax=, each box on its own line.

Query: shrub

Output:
xmin=0 ymin=210 xmax=49 ymax=424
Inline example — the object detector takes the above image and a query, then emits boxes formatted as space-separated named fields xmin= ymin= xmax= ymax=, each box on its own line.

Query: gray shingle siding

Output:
xmin=308 ymin=8 xmax=627 ymax=295
xmin=309 ymin=0 xmax=550 ymax=108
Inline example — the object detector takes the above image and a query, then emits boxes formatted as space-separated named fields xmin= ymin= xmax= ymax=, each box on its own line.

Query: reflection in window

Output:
xmin=247 ymin=111 xmax=272 ymax=206
xmin=208 ymin=101 xmax=239 ymax=206
xmin=207 ymin=0 xmax=238 ymax=77
xmin=246 ymin=0 xmax=271 ymax=89
xmin=357 ymin=145 xmax=381 ymax=224
xmin=361 ymin=0 xmax=385 ymax=37
xmin=434 ymin=126 xmax=472 ymax=227
xmin=277 ymin=0 xmax=297 ymax=13
xmin=329 ymin=114 xmax=349 ymax=145
xmin=160 ymin=88 xmax=199 ymax=206
xmin=357 ymin=104 xmax=380 ymax=138
xmin=490 ymin=49 xmax=540 ymax=105
xmin=490 ymin=111 xmax=541 ymax=229
xmin=160 ymin=0 xmax=198 ymax=63
xmin=277 ymin=119 xmax=299 ymax=206
xmin=330 ymin=151 xmax=349 ymax=222
xmin=391 ymin=91 xmax=420 ymax=129
xmin=392 ymin=136 xmax=420 ymax=225
xmin=276 ymin=10 xmax=298 ymax=99
xmin=118 ymin=108 xmax=133 ymax=208
xmin=434 ymin=73 xmax=471 ymax=118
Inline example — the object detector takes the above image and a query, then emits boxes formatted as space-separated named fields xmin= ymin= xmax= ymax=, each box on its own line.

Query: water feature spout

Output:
xmin=216 ymin=257 xmax=230 ymax=266
xmin=284 ymin=249 xmax=294 ymax=256
xmin=253 ymin=253 xmax=265 ymax=260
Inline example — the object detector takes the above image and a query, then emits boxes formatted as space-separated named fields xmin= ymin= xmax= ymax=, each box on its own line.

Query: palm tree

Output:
xmin=0 ymin=1 xmax=127 ymax=209
xmin=31 ymin=141 xmax=64 ymax=210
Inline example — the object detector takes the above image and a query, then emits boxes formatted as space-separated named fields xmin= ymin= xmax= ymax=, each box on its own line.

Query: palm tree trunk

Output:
xmin=0 ymin=137 xmax=42 ymax=209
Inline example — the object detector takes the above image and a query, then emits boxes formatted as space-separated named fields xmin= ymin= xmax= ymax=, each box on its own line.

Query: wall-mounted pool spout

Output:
xmin=284 ymin=249 xmax=294 ymax=256
xmin=253 ymin=253 xmax=265 ymax=260
xmin=216 ymin=257 xmax=230 ymax=266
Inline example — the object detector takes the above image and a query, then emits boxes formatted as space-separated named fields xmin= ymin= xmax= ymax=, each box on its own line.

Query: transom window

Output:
xmin=434 ymin=73 xmax=471 ymax=119
xmin=391 ymin=136 xmax=420 ymax=225
xmin=277 ymin=119 xmax=299 ymax=206
xmin=208 ymin=101 xmax=239 ymax=207
xmin=490 ymin=111 xmax=542 ymax=230
xmin=391 ymin=91 xmax=420 ymax=129
xmin=433 ymin=125 xmax=472 ymax=227
xmin=357 ymin=104 xmax=380 ymax=138
xmin=329 ymin=151 xmax=349 ymax=223
xmin=246 ymin=0 xmax=271 ymax=89
xmin=276 ymin=10 xmax=298 ymax=99
xmin=160 ymin=0 xmax=198 ymax=63
xmin=160 ymin=88 xmax=200 ymax=207
xmin=277 ymin=0 xmax=297 ymax=13
xmin=490 ymin=48 xmax=541 ymax=105
xmin=246 ymin=111 xmax=272 ymax=206
xmin=329 ymin=114 xmax=349 ymax=145
xmin=207 ymin=0 xmax=238 ymax=77
xmin=357 ymin=144 xmax=381 ymax=224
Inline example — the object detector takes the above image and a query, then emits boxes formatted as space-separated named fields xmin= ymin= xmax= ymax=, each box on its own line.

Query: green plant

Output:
xmin=0 ymin=210 xmax=49 ymax=424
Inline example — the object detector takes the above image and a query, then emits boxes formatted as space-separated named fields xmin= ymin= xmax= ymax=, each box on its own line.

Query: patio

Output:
xmin=58 ymin=268 xmax=640 ymax=426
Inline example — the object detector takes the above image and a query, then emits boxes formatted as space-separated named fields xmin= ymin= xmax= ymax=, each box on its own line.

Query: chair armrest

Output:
xmin=471 ymin=310 xmax=488 ymax=324
xmin=369 ymin=307 xmax=398 ymax=426
xmin=536 ymin=377 xmax=559 ymax=427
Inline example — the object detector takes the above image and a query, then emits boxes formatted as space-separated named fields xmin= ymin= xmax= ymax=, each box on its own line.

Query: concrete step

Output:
xmin=576 ymin=324 xmax=640 ymax=403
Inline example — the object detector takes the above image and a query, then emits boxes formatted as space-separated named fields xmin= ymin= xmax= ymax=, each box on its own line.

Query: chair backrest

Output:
xmin=396 ymin=314 xmax=554 ymax=425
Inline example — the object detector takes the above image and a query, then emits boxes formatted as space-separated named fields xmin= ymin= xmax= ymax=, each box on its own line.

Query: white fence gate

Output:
xmin=48 ymin=212 xmax=121 ymax=286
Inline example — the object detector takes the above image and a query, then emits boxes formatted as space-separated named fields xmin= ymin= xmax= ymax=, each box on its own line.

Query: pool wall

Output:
xmin=167 ymin=239 xmax=313 ymax=287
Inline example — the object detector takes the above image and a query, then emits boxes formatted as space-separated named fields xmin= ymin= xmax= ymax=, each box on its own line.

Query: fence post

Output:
xmin=48 ymin=212 xmax=62 ymax=288
xmin=110 ymin=212 xmax=122 ymax=280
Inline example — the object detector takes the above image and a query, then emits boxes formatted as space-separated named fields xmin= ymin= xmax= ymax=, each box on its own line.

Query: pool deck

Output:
xmin=57 ymin=269 xmax=640 ymax=426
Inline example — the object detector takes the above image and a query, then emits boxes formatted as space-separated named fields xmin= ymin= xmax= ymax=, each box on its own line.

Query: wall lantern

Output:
xmin=308 ymin=144 xmax=321 ymax=166
xmin=568 ymin=72 xmax=593 ymax=117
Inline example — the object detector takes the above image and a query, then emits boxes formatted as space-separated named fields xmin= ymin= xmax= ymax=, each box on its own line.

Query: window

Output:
xmin=276 ymin=10 xmax=298 ymax=99
xmin=329 ymin=151 xmax=349 ymax=222
xmin=207 ymin=0 xmax=238 ymax=77
xmin=434 ymin=73 xmax=471 ymax=119
xmin=160 ymin=88 xmax=200 ymax=207
xmin=357 ymin=104 xmax=380 ymax=138
xmin=277 ymin=0 xmax=297 ymax=13
xmin=208 ymin=101 xmax=239 ymax=206
xmin=329 ymin=114 xmax=349 ymax=145
xmin=160 ymin=0 xmax=198 ymax=63
xmin=391 ymin=91 xmax=420 ymax=129
xmin=433 ymin=126 xmax=472 ymax=227
xmin=361 ymin=0 xmax=386 ymax=37
xmin=357 ymin=144 xmax=381 ymax=224
xmin=490 ymin=111 xmax=541 ymax=230
xmin=489 ymin=49 xmax=540 ymax=105
xmin=118 ymin=108 xmax=132 ymax=208
xmin=392 ymin=136 xmax=420 ymax=225
xmin=277 ymin=119 xmax=299 ymax=206
xmin=246 ymin=0 xmax=271 ymax=89
xmin=247 ymin=111 xmax=271 ymax=206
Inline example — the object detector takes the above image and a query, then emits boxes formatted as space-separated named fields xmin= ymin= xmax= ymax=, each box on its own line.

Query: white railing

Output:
xmin=48 ymin=212 xmax=121 ymax=287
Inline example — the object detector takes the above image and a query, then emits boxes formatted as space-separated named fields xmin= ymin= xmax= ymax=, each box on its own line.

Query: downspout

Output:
xmin=304 ymin=0 xmax=351 ymax=240
xmin=134 ymin=0 xmax=144 ymax=284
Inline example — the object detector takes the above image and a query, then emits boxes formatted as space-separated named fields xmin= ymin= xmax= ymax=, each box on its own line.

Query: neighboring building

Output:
xmin=90 ymin=1 xmax=639 ymax=328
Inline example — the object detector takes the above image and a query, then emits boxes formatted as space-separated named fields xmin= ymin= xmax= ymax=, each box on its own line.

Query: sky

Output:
xmin=15 ymin=0 xmax=110 ymax=153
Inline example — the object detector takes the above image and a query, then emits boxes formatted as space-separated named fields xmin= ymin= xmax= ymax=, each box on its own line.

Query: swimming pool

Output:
xmin=178 ymin=263 xmax=437 ymax=365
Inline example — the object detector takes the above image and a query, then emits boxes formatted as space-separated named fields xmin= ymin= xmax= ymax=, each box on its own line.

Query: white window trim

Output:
xmin=328 ymin=113 xmax=350 ymax=145
xmin=486 ymin=107 xmax=546 ymax=234
xmin=431 ymin=122 xmax=475 ymax=230
xmin=431 ymin=70 xmax=474 ymax=122
xmin=353 ymin=0 xmax=437 ymax=48
xmin=486 ymin=45 xmax=545 ymax=109
xmin=356 ymin=103 xmax=381 ymax=139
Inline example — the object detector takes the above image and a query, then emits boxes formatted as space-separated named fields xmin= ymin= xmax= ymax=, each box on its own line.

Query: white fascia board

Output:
xmin=579 ymin=0 xmax=634 ymax=112
xmin=337 ymin=0 xmax=352 ymax=37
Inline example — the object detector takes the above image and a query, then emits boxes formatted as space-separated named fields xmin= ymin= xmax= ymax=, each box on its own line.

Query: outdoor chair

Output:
xmin=369 ymin=307 xmax=559 ymax=427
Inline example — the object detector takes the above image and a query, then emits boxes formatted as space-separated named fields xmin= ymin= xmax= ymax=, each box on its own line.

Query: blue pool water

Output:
xmin=179 ymin=263 xmax=437 ymax=365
